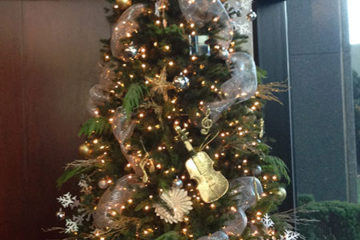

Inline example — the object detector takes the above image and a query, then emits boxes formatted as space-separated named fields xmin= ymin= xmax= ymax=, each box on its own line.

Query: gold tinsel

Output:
xmin=257 ymin=82 xmax=288 ymax=104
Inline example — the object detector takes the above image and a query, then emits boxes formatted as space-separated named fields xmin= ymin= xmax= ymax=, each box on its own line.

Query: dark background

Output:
xmin=0 ymin=1 xmax=109 ymax=239
xmin=0 ymin=0 xmax=357 ymax=239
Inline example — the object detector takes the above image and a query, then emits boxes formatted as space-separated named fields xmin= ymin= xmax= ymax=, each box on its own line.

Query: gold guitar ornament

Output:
xmin=175 ymin=127 xmax=229 ymax=203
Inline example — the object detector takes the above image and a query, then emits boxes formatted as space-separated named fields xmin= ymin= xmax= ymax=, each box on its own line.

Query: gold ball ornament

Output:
xmin=271 ymin=187 xmax=287 ymax=201
xmin=115 ymin=0 xmax=132 ymax=10
xmin=79 ymin=143 xmax=93 ymax=158
xmin=98 ymin=178 xmax=109 ymax=189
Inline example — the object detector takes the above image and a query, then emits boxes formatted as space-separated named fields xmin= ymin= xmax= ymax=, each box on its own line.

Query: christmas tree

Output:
xmin=53 ymin=0 xmax=298 ymax=239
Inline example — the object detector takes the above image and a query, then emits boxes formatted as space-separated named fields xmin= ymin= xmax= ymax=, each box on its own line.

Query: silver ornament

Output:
xmin=98 ymin=179 xmax=109 ymax=189
xmin=172 ymin=178 xmax=183 ymax=188
xmin=218 ymin=47 xmax=229 ymax=59
xmin=124 ymin=45 xmax=138 ymax=59
xmin=56 ymin=208 xmax=66 ymax=220
xmin=247 ymin=10 xmax=257 ymax=21
xmin=251 ymin=165 xmax=262 ymax=176
xmin=173 ymin=75 xmax=190 ymax=89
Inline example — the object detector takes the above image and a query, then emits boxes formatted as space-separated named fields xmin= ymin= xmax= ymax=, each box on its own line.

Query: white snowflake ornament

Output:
xmin=72 ymin=214 xmax=85 ymax=226
xmin=78 ymin=179 xmax=88 ymax=189
xmin=57 ymin=192 xmax=77 ymax=208
xmin=281 ymin=230 xmax=300 ymax=240
xmin=65 ymin=219 xmax=79 ymax=233
xmin=261 ymin=213 xmax=274 ymax=229
xmin=154 ymin=187 xmax=193 ymax=224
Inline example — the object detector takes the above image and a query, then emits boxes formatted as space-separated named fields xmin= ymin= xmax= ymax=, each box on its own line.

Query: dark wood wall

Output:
xmin=0 ymin=1 xmax=109 ymax=239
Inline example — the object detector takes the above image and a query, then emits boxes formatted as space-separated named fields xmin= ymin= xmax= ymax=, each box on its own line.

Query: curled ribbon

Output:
xmin=112 ymin=107 xmax=143 ymax=177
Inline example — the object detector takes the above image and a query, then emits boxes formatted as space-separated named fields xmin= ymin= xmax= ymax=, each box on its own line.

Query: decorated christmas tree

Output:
xmin=53 ymin=0 xmax=299 ymax=239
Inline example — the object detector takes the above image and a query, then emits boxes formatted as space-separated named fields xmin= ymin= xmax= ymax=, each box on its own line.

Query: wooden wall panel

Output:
xmin=0 ymin=1 xmax=110 ymax=239
xmin=0 ymin=2 xmax=25 ymax=239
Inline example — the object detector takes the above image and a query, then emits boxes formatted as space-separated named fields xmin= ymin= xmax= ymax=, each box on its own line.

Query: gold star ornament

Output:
xmin=146 ymin=67 xmax=175 ymax=102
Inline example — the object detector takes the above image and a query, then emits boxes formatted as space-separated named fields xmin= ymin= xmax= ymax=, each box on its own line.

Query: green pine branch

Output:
xmin=56 ymin=166 xmax=87 ymax=189
xmin=123 ymin=83 xmax=145 ymax=118
xmin=78 ymin=117 xmax=112 ymax=138
xmin=262 ymin=155 xmax=291 ymax=184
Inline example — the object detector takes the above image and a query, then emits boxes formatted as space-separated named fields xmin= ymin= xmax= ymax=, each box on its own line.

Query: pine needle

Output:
xmin=122 ymin=83 xmax=145 ymax=118
xmin=262 ymin=155 xmax=291 ymax=184
xmin=155 ymin=231 xmax=181 ymax=240
xmin=78 ymin=117 xmax=112 ymax=137
xmin=57 ymin=166 xmax=86 ymax=189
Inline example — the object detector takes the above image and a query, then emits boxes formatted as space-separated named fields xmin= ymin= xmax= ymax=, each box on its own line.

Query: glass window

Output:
xmin=348 ymin=0 xmax=360 ymax=203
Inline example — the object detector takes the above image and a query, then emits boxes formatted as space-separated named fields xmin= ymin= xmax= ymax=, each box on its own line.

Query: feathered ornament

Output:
xmin=154 ymin=187 xmax=193 ymax=224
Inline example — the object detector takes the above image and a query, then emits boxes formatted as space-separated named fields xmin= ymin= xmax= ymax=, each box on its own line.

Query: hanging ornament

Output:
xmin=98 ymin=178 xmax=109 ymax=189
xmin=65 ymin=219 xmax=79 ymax=233
xmin=281 ymin=230 xmax=301 ymax=240
xmin=93 ymin=175 xmax=140 ymax=228
xmin=198 ymin=231 xmax=229 ymax=240
xmin=56 ymin=208 xmax=66 ymax=220
xmin=123 ymin=45 xmax=138 ymax=59
xmin=154 ymin=187 xmax=193 ymax=224
xmin=189 ymin=35 xmax=211 ymax=56
xmin=251 ymin=165 xmax=262 ymax=176
xmin=271 ymin=187 xmax=287 ymax=201
xmin=247 ymin=10 xmax=257 ymax=21
xmin=115 ymin=0 xmax=132 ymax=10
xmin=178 ymin=0 xmax=233 ymax=49
xmin=218 ymin=47 xmax=229 ymax=59
xmin=230 ymin=176 xmax=263 ymax=211
xmin=175 ymin=127 xmax=229 ymax=203
xmin=259 ymin=118 xmax=265 ymax=138
xmin=200 ymin=109 xmax=213 ymax=135
xmin=172 ymin=177 xmax=184 ymax=188
xmin=147 ymin=67 xmax=175 ymax=102
xmin=261 ymin=213 xmax=274 ymax=229
xmin=111 ymin=4 xmax=147 ymax=60
xmin=173 ymin=74 xmax=190 ymax=90
xmin=139 ymin=156 xmax=155 ymax=183
xmin=79 ymin=142 xmax=93 ymax=158
xmin=223 ymin=207 xmax=248 ymax=236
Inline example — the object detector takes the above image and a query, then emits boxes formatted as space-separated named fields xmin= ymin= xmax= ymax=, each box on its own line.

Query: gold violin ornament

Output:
xmin=175 ymin=127 xmax=229 ymax=203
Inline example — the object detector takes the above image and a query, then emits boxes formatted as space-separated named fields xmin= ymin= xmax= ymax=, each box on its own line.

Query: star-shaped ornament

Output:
xmin=146 ymin=67 xmax=175 ymax=102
